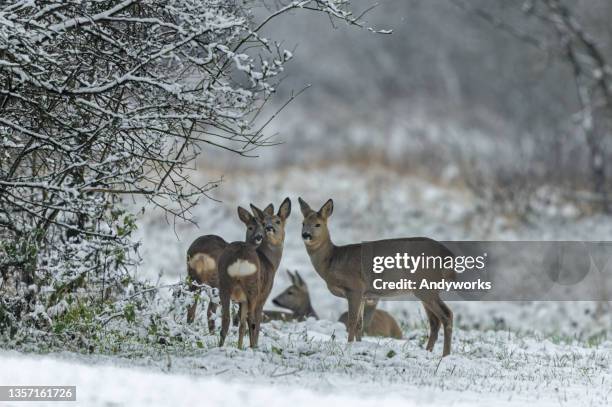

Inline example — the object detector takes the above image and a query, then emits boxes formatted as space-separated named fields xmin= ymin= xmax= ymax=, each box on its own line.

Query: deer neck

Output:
xmin=257 ymin=239 xmax=283 ymax=273
xmin=306 ymin=234 xmax=335 ymax=277
xmin=295 ymin=296 xmax=319 ymax=321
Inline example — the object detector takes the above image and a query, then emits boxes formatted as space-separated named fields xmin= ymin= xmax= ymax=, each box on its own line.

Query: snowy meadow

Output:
xmin=2 ymin=1 xmax=612 ymax=406
xmin=3 ymin=161 xmax=611 ymax=406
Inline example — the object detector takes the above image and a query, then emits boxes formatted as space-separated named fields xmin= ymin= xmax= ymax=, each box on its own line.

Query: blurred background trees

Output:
xmin=253 ymin=0 xmax=612 ymax=216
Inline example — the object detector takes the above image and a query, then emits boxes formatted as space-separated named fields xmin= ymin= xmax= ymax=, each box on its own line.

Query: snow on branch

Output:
xmin=0 ymin=0 xmax=385 ymax=316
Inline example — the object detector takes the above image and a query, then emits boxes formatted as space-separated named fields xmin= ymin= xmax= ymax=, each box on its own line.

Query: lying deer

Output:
xmin=298 ymin=197 xmax=454 ymax=356
xmin=218 ymin=198 xmax=291 ymax=348
xmin=265 ymin=270 xmax=318 ymax=322
xmin=186 ymin=206 xmax=262 ymax=330
xmin=270 ymin=270 xmax=403 ymax=339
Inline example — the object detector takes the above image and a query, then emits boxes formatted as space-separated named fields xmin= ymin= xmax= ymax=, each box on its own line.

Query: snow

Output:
xmin=0 ymin=353 xmax=421 ymax=407
xmin=3 ymin=2 xmax=611 ymax=404
xmin=133 ymin=163 xmax=612 ymax=335
xmin=1 ymin=316 xmax=610 ymax=406
xmin=5 ymin=163 xmax=612 ymax=406
xmin=0 ymin=352 xmax=419 ymax=407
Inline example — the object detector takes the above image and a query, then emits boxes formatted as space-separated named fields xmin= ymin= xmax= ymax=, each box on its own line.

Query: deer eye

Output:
xmin=248 ymin=226 xmax=253 ymax=230
xmin=315 ymin=223 xmax=321 ymax=227
xmin=275 ymin=220 xmax=281 ymax=225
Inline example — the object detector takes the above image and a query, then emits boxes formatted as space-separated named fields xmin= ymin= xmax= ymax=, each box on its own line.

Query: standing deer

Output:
xmin=218 ymin=198 xmax=291 ymax=348
xmin=186 ymin=206 xmax=262 ymax=330
xmin=270 ymin=270 xmax=403 ymax=339
xmin=298 ymin=197 xmax=454 ymax=356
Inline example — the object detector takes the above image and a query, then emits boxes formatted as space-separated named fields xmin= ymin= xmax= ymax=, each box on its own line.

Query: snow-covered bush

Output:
xmin=0 ymin=0 xmax=384 ymax=345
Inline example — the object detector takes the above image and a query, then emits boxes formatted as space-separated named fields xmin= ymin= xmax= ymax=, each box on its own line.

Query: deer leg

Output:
xmin=346 ymin=293 xmax=361 ymax=342
xmin=207 ymin=301 xmax=217 ymax=333
xmin=218 ymin=289 xmax=231 ymax=347
xmin=252 ymin=300 xmax=265 ymax=346
xmin=356 ymin=299 xmax=365 ymax=341
xmin=186 ymin=280 xmax=199 ymax=324
xmin=187 ymin=301 xmax=197 ymax=324
xmin=247 ymin=297 xmax=259 ymax=348
xmin=237 ymin=302 xmax=247 ymax=349
xmin=421 ymin=297 xmax=453 ymax=357
xmin=438 ymin=299 xmax=453 ymax=357
xmin=422 ymin=303 xmax=441 ymax=352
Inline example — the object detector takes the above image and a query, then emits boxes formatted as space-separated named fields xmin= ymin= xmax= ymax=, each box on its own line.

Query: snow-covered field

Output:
xmin=2 ymin=317 xmax=610 ymax=406
xmin=4 ymin=163 xmax=611 ymax=406
xmin=134 ymin=163 xmax=612 ymax=336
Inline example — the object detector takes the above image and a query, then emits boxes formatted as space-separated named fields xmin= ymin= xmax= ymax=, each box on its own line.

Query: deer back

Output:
xmin=338 ymin=308 xmax=403 ymax=339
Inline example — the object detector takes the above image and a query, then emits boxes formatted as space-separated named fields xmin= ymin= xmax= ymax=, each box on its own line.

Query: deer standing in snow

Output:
xmin=298 ymin=197 xmax=454 ymax=356
xmin=186 ymin=207 xmax=263 ymax=330
xmin=218 ymin=198 xmax=291 ymax=348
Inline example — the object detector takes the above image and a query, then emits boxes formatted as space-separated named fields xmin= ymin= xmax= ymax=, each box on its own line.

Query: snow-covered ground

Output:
xmin=2 ymin=317 xmax=610 ymax=406
xmin=4 ymin=162 xmax=611 ymax=406
xmin=134 ymin=163 xmax=612 ymax=336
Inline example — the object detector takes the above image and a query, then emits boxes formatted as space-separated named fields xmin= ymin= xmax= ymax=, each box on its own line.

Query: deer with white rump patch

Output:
xmin=186 ymin=207 xmax=263 ymax=330
xmin=298 ymin=197 xmax=454 ymax=356
xmin=218 ymin=198 xmax=291 ymax=348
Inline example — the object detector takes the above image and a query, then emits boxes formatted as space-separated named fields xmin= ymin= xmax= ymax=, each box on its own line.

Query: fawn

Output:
xmin=186 ymin=206 xmax=263 ymax=330
xmin=270 ymin=270 xmax=402 ymax=339
xmin=218 ymin=198 xmax=291 ymax=348
xmin=298 ymin=197 xmax=454 ymax=356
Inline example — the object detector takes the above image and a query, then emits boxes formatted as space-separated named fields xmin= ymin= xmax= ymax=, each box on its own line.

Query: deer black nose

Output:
xmin=254 ymin=235 xmax=263 ymax=244
xmin=265 ymin=226 xmax=274 ymax=232
xmin=302 ymin=232 xmax=311 ymax=240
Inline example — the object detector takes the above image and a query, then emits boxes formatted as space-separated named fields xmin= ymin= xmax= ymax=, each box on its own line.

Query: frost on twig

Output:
xmin=0 ymin=0 xmax=385 ymax=337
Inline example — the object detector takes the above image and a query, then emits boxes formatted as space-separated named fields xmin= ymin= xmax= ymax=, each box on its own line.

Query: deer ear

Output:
xmin=318 ymin=199 xmax=334 ymax=219
xmin=295 ymin=271 xmax=306 ymax=288
xmin=286 ymin=270 xmax=296 ymax=284
xmin=264 ymin=203 xmax=274 ymax=216
xmin=237 ymin=206 xmax=253 ymax=224
xmin=250 ymin=204 xmax=265 ymax=221
xmin=277 ymin=197 xmax=291 ymax=220
xmin=298 ymin=197 xmax=311 ymax=216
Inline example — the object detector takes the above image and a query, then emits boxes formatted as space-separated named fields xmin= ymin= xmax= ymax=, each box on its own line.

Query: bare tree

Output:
xmin=535 ymin=0 xmax=612 ymax=211
xmin=452 ymin=0 xmax=612 ymax=212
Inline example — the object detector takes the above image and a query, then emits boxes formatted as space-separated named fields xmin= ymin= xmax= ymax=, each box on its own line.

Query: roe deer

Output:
xmin=218 ymin=198 xmax=291 ymax=348
xmin=298 ymin=197 xmax=454 ymax=356
xmin=186 ymin=207 xmax=263 ymax=329
xmin=270 ymin=270 xmax=402 ymax=339
xmin=267 ymin=270 xmax=318 ymax=321
xmin=338 ymin=307 xmax=403 ymax=339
